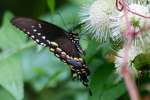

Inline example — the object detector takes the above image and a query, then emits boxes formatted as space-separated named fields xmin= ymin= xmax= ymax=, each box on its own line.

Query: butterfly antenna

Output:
xmin=57 ymin=11 xmax=69 ymax=30
xmin=71 ymin=23 xmax=84 ymax=37
xmin=78 ymin=23 xmax=83 ymax=36
xmin=69 ymin=15 xmax=78 ymax=32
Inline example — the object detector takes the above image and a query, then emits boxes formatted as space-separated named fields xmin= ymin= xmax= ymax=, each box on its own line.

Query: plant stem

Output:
xmin=121 ymin=64 xmax=140 ymax=100
xmin=118 ymin=0 xmax=141 ymax=100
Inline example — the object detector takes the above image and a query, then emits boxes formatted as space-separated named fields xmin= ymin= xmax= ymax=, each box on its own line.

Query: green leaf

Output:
xmin=89 ymin=63 xmax=114 ymax=100
xmin=0 ymin=86 xmax=14 ymax=100
xmin=41 ymin=4 xmax=80 ymax=29
xmin=100 ymin=83 xmax=125 ymax=100
xmin=0 ymin=12 xmax=26 ymax=51
xmin=21 ymin=48 xmax=69 ymax=91
xmin=89 ymin=61 xmax=125 ymax=100
xmin=0 ymin=12 xmax=26 ymax=100
xmin=0 ymin=54 xmax=23 ymax=100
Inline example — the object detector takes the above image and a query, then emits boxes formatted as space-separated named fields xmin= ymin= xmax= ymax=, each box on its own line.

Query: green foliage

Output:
xmin=0 ymin=0 xmax=133 ymax=100
xmin=0 ymin=86 xmax=14 ymax=100
xmin=0 ymin=12 xmax=25 ymax=100
xmin=21 ymin=47 xmax=69 ymax=92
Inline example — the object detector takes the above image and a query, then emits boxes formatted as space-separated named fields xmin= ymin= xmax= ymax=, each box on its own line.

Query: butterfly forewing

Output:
xmin=11 ymin=17 xmax=81 ymax=57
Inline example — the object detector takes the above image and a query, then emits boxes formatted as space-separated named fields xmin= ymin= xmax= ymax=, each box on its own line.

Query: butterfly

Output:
xmin=11 ymin=17 xmax=91 ymax=94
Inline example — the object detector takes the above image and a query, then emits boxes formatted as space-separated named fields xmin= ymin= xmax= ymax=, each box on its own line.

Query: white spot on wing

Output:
xmin=55 ymin=54 xmax=60 ymax=57
xmin=47 ymin=40 xmax=51 ymax=44
xmin=31 ymin=35 xmax=35 ymax=38
xmin=36 ymin=39 xmax=39 ymax=43
xmin=40 ymin=43 xmax=46 ymax=46
xmin=38 ymin=24 xmax=42 ymax=28
xmin=42 ymin=36 xmax=46 ymax=39
xmin=27 ymin=32 xmax=30 ymax=34
xmin=33 ymin=29 xmax=37 ymax=32
xmin=37 ymin=33 xmax=41 ymax=35
xmin=74 ymin=38 xmax=79 ymax=40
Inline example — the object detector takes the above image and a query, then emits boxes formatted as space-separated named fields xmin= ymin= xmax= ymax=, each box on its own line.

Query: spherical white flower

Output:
xmin=80 ymin=0 xmax=116 ymax=41
xmin=110 ymin=4 xmax=150 ymax=45
xmin=115 ymin=45 xmax=142 ymax=77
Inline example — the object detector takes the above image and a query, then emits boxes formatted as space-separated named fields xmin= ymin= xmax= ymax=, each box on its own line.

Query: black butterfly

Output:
xmin=11 ymin=17 xmax=91 ymax=91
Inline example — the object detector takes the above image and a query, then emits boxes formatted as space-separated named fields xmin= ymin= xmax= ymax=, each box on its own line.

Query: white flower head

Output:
xmin=110 ymin=3 xmax=150 ymax=45
xmin=115 ymin=45 xmax=142 ymax=77
xmin=80 ymin=0 xmax=116 ymax=41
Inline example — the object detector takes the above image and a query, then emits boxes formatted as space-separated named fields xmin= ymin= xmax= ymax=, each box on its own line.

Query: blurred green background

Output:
xmin=0 ymin=0 xmax=129 ymax=100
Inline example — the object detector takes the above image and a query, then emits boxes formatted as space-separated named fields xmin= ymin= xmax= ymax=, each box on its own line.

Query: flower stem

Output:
xmin=118 ymin=0 xmax=141 ymax=100
xmin=121 ymin=65 xmax=140 ymax=100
